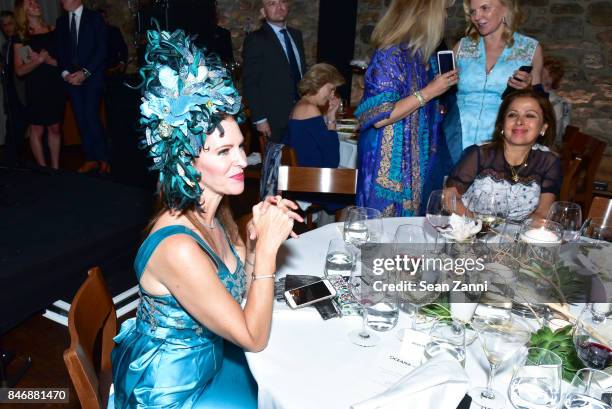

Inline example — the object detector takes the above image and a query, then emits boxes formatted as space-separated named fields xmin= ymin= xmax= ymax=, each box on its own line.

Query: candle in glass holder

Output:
xmin=520 ymin=228 xmax=561 ymax=244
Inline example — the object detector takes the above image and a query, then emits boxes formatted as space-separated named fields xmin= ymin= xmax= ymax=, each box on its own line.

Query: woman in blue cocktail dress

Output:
xmin=354 ymin=0 xmax=458 ymax=217
xmin=110 ymin=26 xmax=300 ymax=409
xmin=451 ymin=0 xmax=543 ymax=156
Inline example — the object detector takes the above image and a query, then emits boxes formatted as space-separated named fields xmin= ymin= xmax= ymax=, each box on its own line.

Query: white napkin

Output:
xmin=351 ymin=353 xmax=468 ymax=409
xmin=441 ymin=214 xmax=482 ymax=241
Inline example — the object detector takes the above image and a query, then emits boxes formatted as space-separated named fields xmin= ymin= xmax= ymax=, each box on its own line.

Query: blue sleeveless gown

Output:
xmin=455 ymin=32 xmax=538 ymax=149
xmin=111 ymin=225 xmax=258 ymax=408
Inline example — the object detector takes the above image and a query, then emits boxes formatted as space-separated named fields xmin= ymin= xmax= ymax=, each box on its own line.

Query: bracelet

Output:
xmin=251 ymin=272 xmax=275 ymax=281
xmin=413 ymin=90 xmax=426 ymax=107
xmin=326 ymin=118 xmax=336 ymax=125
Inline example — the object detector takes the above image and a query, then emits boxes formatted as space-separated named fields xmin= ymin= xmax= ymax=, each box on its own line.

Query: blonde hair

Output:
xmin=371 ymin=0 xmax=448 ymax=62
xmin=298 ymin=63 xmax=345 ymax=97
xmin=14 ymin=0 xmax=28 ymax=40
xmin=463 ymin=0 xmax=523 ymax=47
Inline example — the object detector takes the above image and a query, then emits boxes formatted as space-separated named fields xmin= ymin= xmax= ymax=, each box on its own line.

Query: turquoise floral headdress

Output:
xmin=136 ymin=24 xmax=243 ymax=210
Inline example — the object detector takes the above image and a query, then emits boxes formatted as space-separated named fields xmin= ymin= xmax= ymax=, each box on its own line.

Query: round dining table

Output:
xmin=245 ymin=217 xmax=554 ymax=409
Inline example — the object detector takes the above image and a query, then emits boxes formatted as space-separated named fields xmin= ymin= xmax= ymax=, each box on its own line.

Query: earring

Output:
xmin=502 ymin=16 xmax=507 ymax=25
xmin=540 ymin=131 xmax=545 ymax=136
xmin=501 ymin=130 xmax=505 ymax=135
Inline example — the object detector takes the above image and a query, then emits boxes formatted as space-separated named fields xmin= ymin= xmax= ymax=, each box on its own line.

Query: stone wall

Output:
xmin=354 ymin=0 xmax=612 ymax=184
xmin=85 ymin=0 xmax=319 ymax=72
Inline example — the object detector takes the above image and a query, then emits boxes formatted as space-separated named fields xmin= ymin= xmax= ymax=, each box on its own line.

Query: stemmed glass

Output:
xmin=547 ymin=201 xmax=582 ymax=243
xmin=469 ymin=315 xmax=532 ymax=409
xmin=468 ymin=188 xmax=509 ymax=234
xmin=563 ymin=368 xmax=612 ymax=409
xmin=508 ymin=347 xmax=562 ymax=409
xmin=424 ymin=320 xmax=467 ymax=367
xmin=347 ymin=260 xmax=384 ymax=347
xmin=583 ymin=217 xmax=612 ymax=243
xmin=426 ymin=189 xmax=458 ymax=232
xmin=343 ymin=207 xmax=383 ymax=249
xmin=393 ymin=224 xmax=441 ymax=337
xmin=573 ymin=304 xmax=612 ymax=371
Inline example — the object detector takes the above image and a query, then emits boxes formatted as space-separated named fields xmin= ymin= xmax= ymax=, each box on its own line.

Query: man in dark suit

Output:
xmin=56 ymin=0 xmax=108 ymax=173
xmin=1 ymin=11 xmax=27 ymax=166
xmin=242 ymin=0 xmax=306 ymax=143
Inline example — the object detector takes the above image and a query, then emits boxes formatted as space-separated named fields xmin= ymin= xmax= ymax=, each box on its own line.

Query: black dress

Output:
xmin=446 ymin=143 xmax=562 ymax=220
xmin=17 ymin=31 xmax=65 ymax=125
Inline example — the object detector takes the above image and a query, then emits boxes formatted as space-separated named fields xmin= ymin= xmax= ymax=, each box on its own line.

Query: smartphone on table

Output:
xmin=284 ymin=279 xmax=337 ymax=309
xmin=437 ymin=50 xmax=455 ymax=74
xmin=501 ymin=65 xmax=533 ymax=99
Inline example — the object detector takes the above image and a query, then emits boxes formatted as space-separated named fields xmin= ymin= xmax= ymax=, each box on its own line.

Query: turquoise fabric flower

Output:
xmin=134 ymin=24 xmax=243 ymax=210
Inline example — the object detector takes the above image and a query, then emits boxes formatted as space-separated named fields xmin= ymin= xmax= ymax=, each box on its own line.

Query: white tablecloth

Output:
xmin=339 ymin=139 xmax=358 ymax=169
xmin=246 ymin=217 xmax=539 ymax=409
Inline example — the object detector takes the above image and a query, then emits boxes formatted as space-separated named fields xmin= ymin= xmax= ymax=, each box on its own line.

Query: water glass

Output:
xmin=343 ymin=207 xmax=383 ymax=248
xmin=564 ymin=368 xmax=612 ymax=409
xmin=508 ymin=347 xmax=562 ymax=409
xmin=547 ymin=201 xmax=582 ymax=242
xmin=366 ymin=278 xmax=399 ymax=332
xmin=424 ymin=320 xmax=467 ymax=367
xmin=347 ymin=262 xmax=384 ymax=347
xmin=324 ymin=238 xmax=355 ymax=277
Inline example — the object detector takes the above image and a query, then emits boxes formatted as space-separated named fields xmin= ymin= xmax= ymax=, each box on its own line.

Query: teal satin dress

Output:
xmin=111 ymin=225 xmax=258 ymax=408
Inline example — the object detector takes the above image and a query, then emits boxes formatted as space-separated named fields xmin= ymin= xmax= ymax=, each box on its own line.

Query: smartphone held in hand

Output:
xmin=437 ymin=50 xmax=455 ymax=74
xmin=284 ymin=279 xmax=337 ymax=309
xmin=501 ymin=65 xmax=533 ymax=99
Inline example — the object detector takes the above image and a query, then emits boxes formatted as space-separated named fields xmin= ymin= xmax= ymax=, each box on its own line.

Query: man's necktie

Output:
xmin=280 ymin=29 xmax=301 ymax=99
xmin=70 ymin=12 xmax=78 ymax=66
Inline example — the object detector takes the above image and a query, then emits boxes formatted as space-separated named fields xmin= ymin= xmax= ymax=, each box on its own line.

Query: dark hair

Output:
xmin=0 ymin=10 xmax=14 ymax=19
xmin=489 ymin=89 xmax=556 ymax=151
xmin=543 ymin=58 xmax=565 ymax=90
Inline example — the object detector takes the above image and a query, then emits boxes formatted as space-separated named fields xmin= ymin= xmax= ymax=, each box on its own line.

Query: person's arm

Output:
xmin=530 ymin=152 xmax=562 ymax=219
xmin=374 ymin=71 xmax=457 ymax=128
xmin=13 ymin=43 xmax=44 ymax=76
xmin=149 ymin=204 xmax=294 ymax=352
xmin=507 ymin=44 xmax=543 ymax=90
xmin=444 ymin=145 xmax=482 ymax=216
xmin=78 ymin=11 xmax=107 ymax=80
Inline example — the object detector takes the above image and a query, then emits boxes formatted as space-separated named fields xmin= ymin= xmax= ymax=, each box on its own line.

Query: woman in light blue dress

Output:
xmin=110 ymin=26 xmax=300 ymax=409
xmin=450 ymin=0 xmax=543 ymax=160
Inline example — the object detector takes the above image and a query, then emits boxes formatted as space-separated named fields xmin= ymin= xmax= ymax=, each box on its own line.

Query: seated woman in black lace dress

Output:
xmin=445 ymin=89 xmax=561 ymax=221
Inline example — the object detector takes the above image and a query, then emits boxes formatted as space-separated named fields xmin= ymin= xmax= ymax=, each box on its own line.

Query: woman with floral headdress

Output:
xmin=110 ymin=27 xmax=301 ymax=408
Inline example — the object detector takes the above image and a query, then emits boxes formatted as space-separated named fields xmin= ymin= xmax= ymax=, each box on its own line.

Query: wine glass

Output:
xmin=393 ymin=224 xmax=440 ymax=337
xmin=347 ymin=261 xmax=384 ymax=347
xmin=563 ymin=368 xmax=612 ymax=409
xmin=583 ymin=217 xmax=612 ymax=243
xmin=468 ymin=188 xmax=509 ymax=235
xmin=343 ymin=207 xmax=383 ymax=249
xmin=469 ymin=316 xmax=532 ymax=409
xmin=573 ymin=305 xmax=612 ymax=370
xmin=547 ymin=201 xmax=582 ymax=243
xmin=426 ymin=189 xmax=457 ymax=232
xmin=508 ymin=347 xmax=562 ymax=409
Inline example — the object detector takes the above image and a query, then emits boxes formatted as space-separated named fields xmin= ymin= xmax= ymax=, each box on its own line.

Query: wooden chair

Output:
xmin=277 ymin=166 xmax=358 ymax=229
xmin=559 ymin=130 xmax=607 ymax=212
xmin=588 ymin=196 xmax=612 ymax=221
xmin=280 ymin=146 xmax=298 ymax=167
xmin=64 ymin=267 xmax=117 ymax=409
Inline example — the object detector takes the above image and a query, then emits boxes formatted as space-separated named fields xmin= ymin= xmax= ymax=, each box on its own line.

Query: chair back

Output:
xmin=588 ymin=196 xmax=612 ymax=221
xmin=277 ymin=166 xmax=358 ymax=195
xmin=63 ymin=267 xmax=117 ymax=409
xmin=559 ymin=130 xmax=607 ymax=211
xmin=281 ymin=146 xmax=298 ymax=166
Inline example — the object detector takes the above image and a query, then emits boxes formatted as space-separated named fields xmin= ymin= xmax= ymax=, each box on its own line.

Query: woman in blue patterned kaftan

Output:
xmin=110 ymin=26 xmax=300 ymax=409
xmin=355 ymin=0 xmax=459 ymax=217
xmin=452 ymin=0 xmax=543 ymax=152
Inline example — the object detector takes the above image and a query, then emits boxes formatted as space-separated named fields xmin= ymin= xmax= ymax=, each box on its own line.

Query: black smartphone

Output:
xmin=501 ymin=65 xmax=533 ymax=99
